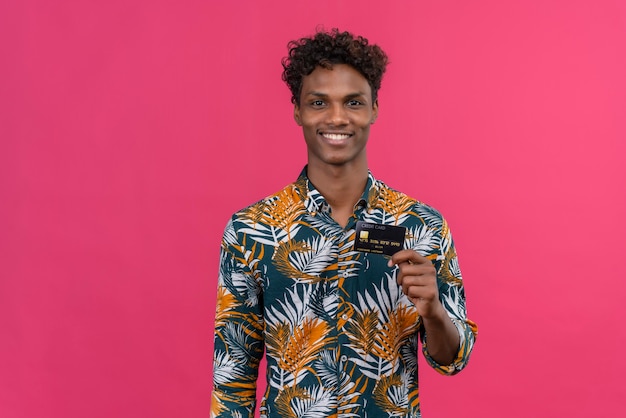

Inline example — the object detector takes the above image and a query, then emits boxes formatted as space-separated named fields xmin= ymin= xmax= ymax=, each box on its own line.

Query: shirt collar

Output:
xmin=295 ymin=166 xmax=380 ymax=215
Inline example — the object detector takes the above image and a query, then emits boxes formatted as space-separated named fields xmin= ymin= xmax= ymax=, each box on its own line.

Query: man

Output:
xmin=211 ymin=29 xmax=477 ymax=418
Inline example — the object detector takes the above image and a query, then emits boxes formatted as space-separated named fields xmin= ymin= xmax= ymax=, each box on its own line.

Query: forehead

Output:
xmin=301 ymin=64 xmax=372 ymax=98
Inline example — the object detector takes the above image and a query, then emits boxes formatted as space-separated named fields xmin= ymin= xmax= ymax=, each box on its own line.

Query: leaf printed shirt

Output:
xmin=211 ymin=169 xmax=477 ymax=418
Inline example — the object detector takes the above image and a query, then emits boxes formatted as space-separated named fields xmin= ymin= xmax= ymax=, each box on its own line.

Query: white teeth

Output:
xmin=323 ymin=133 xmax=350 ymax=140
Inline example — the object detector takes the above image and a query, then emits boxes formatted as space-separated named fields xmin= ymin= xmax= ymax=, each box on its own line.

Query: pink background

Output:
xmin=2 ymin=0 xmax=625 ymax=416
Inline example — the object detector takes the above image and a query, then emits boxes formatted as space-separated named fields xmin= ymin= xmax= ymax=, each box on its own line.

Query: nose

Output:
xmin=326 ymin=104 xmax=349 ymax=126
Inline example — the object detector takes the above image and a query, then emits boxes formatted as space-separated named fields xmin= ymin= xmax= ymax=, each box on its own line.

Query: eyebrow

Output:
xmin=305 ymin=91 xmax=368 ymax=100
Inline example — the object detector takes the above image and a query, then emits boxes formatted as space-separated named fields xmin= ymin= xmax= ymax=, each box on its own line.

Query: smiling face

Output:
xmin=294 ymin=64 xmax=378 ymax=171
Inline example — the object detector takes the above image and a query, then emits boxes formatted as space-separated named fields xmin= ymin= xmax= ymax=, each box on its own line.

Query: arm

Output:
xmin=389 ymin=226 xmax=477 ymax=374
xmin=211 ymin=220 xmax=265 ymax=418
xmin=389 ymin=250 xmax=460 ymax=365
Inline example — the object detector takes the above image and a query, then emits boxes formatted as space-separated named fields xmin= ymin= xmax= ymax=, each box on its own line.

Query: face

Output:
xmin=294 ymin=64 xmax=378 ymax=169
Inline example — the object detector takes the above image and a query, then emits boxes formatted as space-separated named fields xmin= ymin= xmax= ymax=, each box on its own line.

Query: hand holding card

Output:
xmin=388 ymin=249 xmax=443 ymax=319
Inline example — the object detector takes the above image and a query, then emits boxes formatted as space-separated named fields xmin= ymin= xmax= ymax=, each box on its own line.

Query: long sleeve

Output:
xmin=421 ymin=221 xmax=478 ymax=375
xmin=211 ymin=219 xmax=265 ymax=418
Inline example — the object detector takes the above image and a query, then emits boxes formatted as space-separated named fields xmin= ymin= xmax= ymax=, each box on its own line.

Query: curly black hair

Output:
xmin=281 ymin=28 xmax=388 ymax=105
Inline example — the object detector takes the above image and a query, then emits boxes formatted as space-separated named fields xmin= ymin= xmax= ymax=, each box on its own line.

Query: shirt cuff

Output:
xmin=421 ymin=317 xmax=477 ymax=375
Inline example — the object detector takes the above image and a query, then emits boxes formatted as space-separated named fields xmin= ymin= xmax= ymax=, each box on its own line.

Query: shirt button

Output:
xmin=340 ymin=355 xmax=347 ymax=362
xmin=339 ymin=271 xmax=348 ymax=278
xmin=341 ymin=314 xmax=349 ymax=321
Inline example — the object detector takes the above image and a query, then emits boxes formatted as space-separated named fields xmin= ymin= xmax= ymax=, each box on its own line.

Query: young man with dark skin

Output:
xmin=212 ymin=29 xmax=477 ymax=418
xmin=295 ymin=63 xmax=461 ymax=364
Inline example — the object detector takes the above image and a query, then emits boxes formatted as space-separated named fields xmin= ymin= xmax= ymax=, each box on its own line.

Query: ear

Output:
xmin=294 ymin=105 xmax=302 ymax=126
xmin=371 ymin=99 xmax=379 ymax=124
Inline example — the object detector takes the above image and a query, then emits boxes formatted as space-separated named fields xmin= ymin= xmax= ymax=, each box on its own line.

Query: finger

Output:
xmin=388 ymin=249 xmax=430 ymax=268
xmin=398 ymin=272 xmax=435 ymax=288
xmin=396 ymin=262 xmax=436 ymax=282
xmin=402 ymin=282 xmax=439 ymax=303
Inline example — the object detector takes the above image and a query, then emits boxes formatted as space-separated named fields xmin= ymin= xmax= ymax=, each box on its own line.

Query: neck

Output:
xmin=306 ymin=160 xmax=369 ymax=213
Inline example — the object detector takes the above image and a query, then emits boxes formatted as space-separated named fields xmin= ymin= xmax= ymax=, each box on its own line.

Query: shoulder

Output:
xmin=373 ymin=177 xmax=445 ymax=227
xmin=229 ymin=179 xmax=305 ymax=224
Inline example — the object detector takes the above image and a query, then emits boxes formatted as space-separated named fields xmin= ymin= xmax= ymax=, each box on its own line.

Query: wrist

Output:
xmin=420 ymin=301 xmax=447 ymax=323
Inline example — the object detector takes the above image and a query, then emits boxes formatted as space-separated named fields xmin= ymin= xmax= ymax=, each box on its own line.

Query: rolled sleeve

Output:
xmin=422 ymin=317 xmax=478 ymax=375
xmin=421 ymin=221 xmax=478 ymax=375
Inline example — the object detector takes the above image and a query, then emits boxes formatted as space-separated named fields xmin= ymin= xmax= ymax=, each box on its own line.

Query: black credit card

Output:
xmin=353 ymin=221 xmax=406 ymax=256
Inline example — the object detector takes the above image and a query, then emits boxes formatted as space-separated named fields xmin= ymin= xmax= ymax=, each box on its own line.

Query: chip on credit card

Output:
xmin=353 ymin=221 xmax=406 ymax=256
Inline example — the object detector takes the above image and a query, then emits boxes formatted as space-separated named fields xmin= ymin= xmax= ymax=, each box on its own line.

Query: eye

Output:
xmin=311 ymin=100 xmax=325 ymax=106
xmin=347 ymin=99 xmax=364 ymax=106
